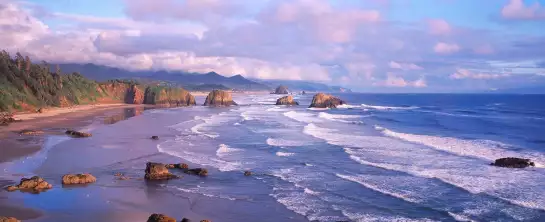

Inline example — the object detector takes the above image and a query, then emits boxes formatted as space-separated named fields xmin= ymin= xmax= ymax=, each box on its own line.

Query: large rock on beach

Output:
xmin=184 ymin=168 xmax=208 ymax=177
xmin=275 ymin=96 xmax=299 ymax=106
xmin=0 ymin=217 xmax=20 ymax=222
xmin=145 ymin=162 xmax=178 ymax=180
xmin=61 ymin=173 xmax=97 ymax=185
xmin=309 ymin=93 xmax=345 ymax=108
xmin=165 ymin=163 xmax=189 ymax=170
xmin=274 ymin=85 xmax=289 ymax=94
xmin=147 ymin=214 xmax=177 ymax=222
xmin=203 ymin=90 xmax=237 ymax=106
xmin=65 ymin=130 xmax=92 ymax=138
xmin=5 ymin=176 xmax=52 ymax=192
xmin=491 ymin=157 xmax=535 ymax=168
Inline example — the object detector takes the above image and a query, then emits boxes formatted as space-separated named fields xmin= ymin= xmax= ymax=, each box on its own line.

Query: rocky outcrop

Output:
xmin=491 ymin=157 xmax=535 ymax=168
xmin=0 ymin=112 xmax=16 ymax=126
xmin=62 ymin=173 xmax=96 ymax=185
xmin=165 ymin=163 xmax=189 ymax=170
xmin=144 ymin=87 xmax=196 ymax=107
xmin=0 ymin=217 xmax=20 ymax=222
xmin=145 ymin=162 xmax=178 ymax=180
xmin=309 ymin=93 xmax=345 ymax=108
xmin=124 ymin=85 xmax=145 ymax=104
xmin=151 ymin=136 xmax=159 ymax=140
xmin=5 ymin=176 xmax=52 ymax=192
xmin=275 ymin=96 xmax=299 ymax=105
xmin=19 ymin=129 xmax=44 ymax=136
xmin=244 ymin=171 xmax=252 ymax=176
xmin=147 ymin=214 xmax=177 ymax=222
xmin=184 ymin=168 xmax=208 ymax=177
xmin=274 ymin=86 xmax=289 ymax=94
xmin=65 ymin=130 xmax=92 ymax=138
xmin=203 ymin=90 xmax=237 ymax=106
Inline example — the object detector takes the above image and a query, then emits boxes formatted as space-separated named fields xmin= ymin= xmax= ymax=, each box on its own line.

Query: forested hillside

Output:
xmin=0 ymin=51 xmax=195 ymax=112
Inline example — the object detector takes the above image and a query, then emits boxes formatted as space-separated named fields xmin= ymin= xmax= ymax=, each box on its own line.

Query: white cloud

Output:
xmin=427 ymin=19 xmax=451 ymax=35
xmin=434 ymin=42 xmax=460 ymax=54
xmin=501 ymin=0 xmax=545 ymax=20
xmin=375 ymin=73 xmax=427 ymax=88
xmin=389 ymin=61 xmax=423 ymax=70
xmin=450 ymin=68 xmax=510 ymax=79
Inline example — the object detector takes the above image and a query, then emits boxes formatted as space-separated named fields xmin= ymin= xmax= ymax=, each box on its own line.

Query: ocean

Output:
xmin=5 ymin=93 xmax=545 ymax=221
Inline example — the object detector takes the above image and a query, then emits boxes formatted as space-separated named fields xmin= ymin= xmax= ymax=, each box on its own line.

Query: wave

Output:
xmin=361 ymin=103 xmax=419 ymax=110
xmin=216 ymin=144 xmax=243 ymax=157
xmin=307 ymin=107 xmax=329 ymax=111
xmin=336 ymin=174 xmax=421 ymax=203
xmin=158 ymin=142 xmax=246 ymax=172
xmin=266 ymin=138 xmax=309 ymax=147
xmin=375 ymin=126 xmax=545 ymax=166
xmin=339 ymin=210 xmax=435 ymax=222
xmin=284 ymin=111 xmax=323 ymax=123
xmin=169 ymin=186 xmax=237 ymax=201
xmin=276 ymin=152 xmax=295 ymax=157
xmin=318 ymin=112 xmax=367 ymax=124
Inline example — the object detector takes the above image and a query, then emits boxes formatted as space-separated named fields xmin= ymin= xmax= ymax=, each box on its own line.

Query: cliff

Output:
xmin=203 ymin=90 xmax=237 ymax=106
xmin=0 ymin=51 xmax=194 ymax=112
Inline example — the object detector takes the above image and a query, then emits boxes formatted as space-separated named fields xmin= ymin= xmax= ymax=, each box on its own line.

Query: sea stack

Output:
xmin=275 ymin=96 xmax=299 ymax=105
xmin=274 ymin=85 xmax=289 ymax=94
xmin=491 ymin=157 xmax=535 ymax=168
xmin=309 ymin=93 xmax=345 ymax=108
xmin=203 ymin=90 xmax=237 ymax=106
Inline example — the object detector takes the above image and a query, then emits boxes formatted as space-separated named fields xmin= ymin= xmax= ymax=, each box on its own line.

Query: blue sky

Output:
xmin=2 ymin=0 xmax=545 ymax=92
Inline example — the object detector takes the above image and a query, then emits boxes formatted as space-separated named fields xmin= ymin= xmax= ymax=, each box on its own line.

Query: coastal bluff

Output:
xmin=309 ymin=93 xmax=346 ymax=108
xmin=204 ymin=90 xmax=237 ymax=106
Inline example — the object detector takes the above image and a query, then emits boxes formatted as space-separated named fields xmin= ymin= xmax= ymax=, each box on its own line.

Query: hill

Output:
xmin=0 ymin=51 xmax=195 ymax=112
xmin=56 ymin=63 xmax=270 ymax=91
xmin=253 ymin=79 xmax=351 ymax=93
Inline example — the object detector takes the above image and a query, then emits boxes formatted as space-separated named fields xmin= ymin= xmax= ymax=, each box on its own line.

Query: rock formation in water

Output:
xmin=491 ymin=157 xmax=535 ymax=168
xmin=0 ymin=217 xmax=20 ymax=222
xmin=184 ymin=168 xmax=208 ymax=177
xmin=151 ymin=136 xmax=159 ymax=140
xmin=61 ymin=173 xmax=97 ymax=185
xmin=165 ymin=163 xmax=189 ymax=170
xmin=275 ymin=96 xmax=299 ymax=105
xmin=65 ymin=130 xmax=92 ymax=138
xmin=19 ymin=129 xmax=44 ymax=136
xmin=244 ymin=171 xmax=252 ymax=176
xmin=5 ymin=176 xmax=52 ymax=192
xmin=274 ymin=85 xmax=289 ymax=94
xmin=147 ymin=214 xmax=177 ymax=222
xmin=203 ymin=90 xmax=237 ymax=106
xmin=143 ymin=86 xmax=196 ymax=107
xmin=144 ymin=162 xmax=178 ymax=180
xmin=309 ymin=93 xmax=346 ymax=108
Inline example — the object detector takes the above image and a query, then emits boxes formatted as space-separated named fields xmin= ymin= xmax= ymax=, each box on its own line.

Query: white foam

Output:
xmin=307 ymin=107 xmax=329 ymax=111
xmin=266 ymin=138 xmax=308 ymax=147
xmin=216 ymin=144 xmax=242 ymax=157
xmin=361 ymin=103 xmax=419 ymax=110
xmin=171 ymin=186 xmax=237 ymax=201
xmin=276 ymin=152 xmax=295 ymax=157
xmin=377 ymin=126 xmax=545 ymax=166
xmin=336 ymin=174 xmax=420 ymax=203
xmin=340 ymin=211 xmax=435 ymax=222
xmin=304 ymin=188 xmax=320 ymax=195
xmin=284 ymin=111 xmax=323 ymax=123
xmin=337 ymin=104 xmax=361 ymax=109
xmin=158 ymin=142 xmax=245 ymax=172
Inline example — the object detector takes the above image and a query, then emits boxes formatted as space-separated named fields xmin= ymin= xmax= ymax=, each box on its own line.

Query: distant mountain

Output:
xmin=253 ymin=79 xmax=351 ymax=93
xmin=55 ymin=63 xmax=270 ymax=91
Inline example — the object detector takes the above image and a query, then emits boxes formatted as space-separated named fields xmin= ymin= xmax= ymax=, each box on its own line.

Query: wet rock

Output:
xmin=274 ymin=85 xmax=289 ymax=94
xmin=275 ymin=96 xmax=299 ymax=106
xmin=62 ymin=173 xmax=97 ymax=185
xmin=151 ymin=136 xmax=159 ymax=140
xmin=147 ymin=214 xmax=177 ymax=222
xmin=145 ymin=162 xmax=178 ymax=180
xmin=200 ymin=220 xmax=211 ymax=222
xmin=165 ymin=163 xmax=189 ymax=169
xmin=181 ymin=218 xmax=191 ymax=222
xmin=0 ymin=217 xmax=20 ymax=222
xmin=309 ymin=93 xmax=346 ymax=108
xmin=184 ymin=168 xmax=208 ymax=177
xmin=19 ymin=129 xmax=44 ymax=136
xmin=301 ymin=91 xmax=306 ymax=95
xmin=5 ymin=176 xmax=52 ymax=192
xmin=491 ymin=157 xmax=535 ymax=168
xmin=244 ymin=171 xmax=252 ymax=176
xmin=203 ymin=90 xmax=237 ymax=106
xmin=65 ymin=130 xmax=92 ymax=138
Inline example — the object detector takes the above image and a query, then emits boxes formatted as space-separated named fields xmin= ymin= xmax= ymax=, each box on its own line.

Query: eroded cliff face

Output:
xmin=143 ymin=87 xmax=196 ymax=107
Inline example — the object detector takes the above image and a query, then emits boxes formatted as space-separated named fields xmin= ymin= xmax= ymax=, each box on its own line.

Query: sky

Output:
xmin=1 ymin=0 xmax=545 ymax=92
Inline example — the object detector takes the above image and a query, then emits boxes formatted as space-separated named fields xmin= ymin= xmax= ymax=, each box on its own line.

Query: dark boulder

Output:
xmin=147 ymin=214 xmax=176 ymax=222
xmin=491 ymin=157 xmax=535 ymax=168
xmin=181 ymin=219 xmax=191 ymax=222
xmin=184 ymin=168 xmax=208 ymax=177
xmin=65 ymin=130 xmax=92 ymax=138
xmin=275 ymin=96 xmax=299 ymax=106
xmin=165 ymin=163 xmax=189 ymax=170
xmin=309 ymin=93 xmax=346 ymax=108
xmin=5 ymin=176 xmax=52 ymax=192
xmin=274 ymin=86 xmax=289 ymax=94
xmin=203 ymin=90 xmax=237 ymax=106
xmin=244 ymin=171 xmax=252 ymax=176
xmin=151 ymin=136 xmax=159 ymax=140
xmin=145 ymin=162 xmax=178 ymax=180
